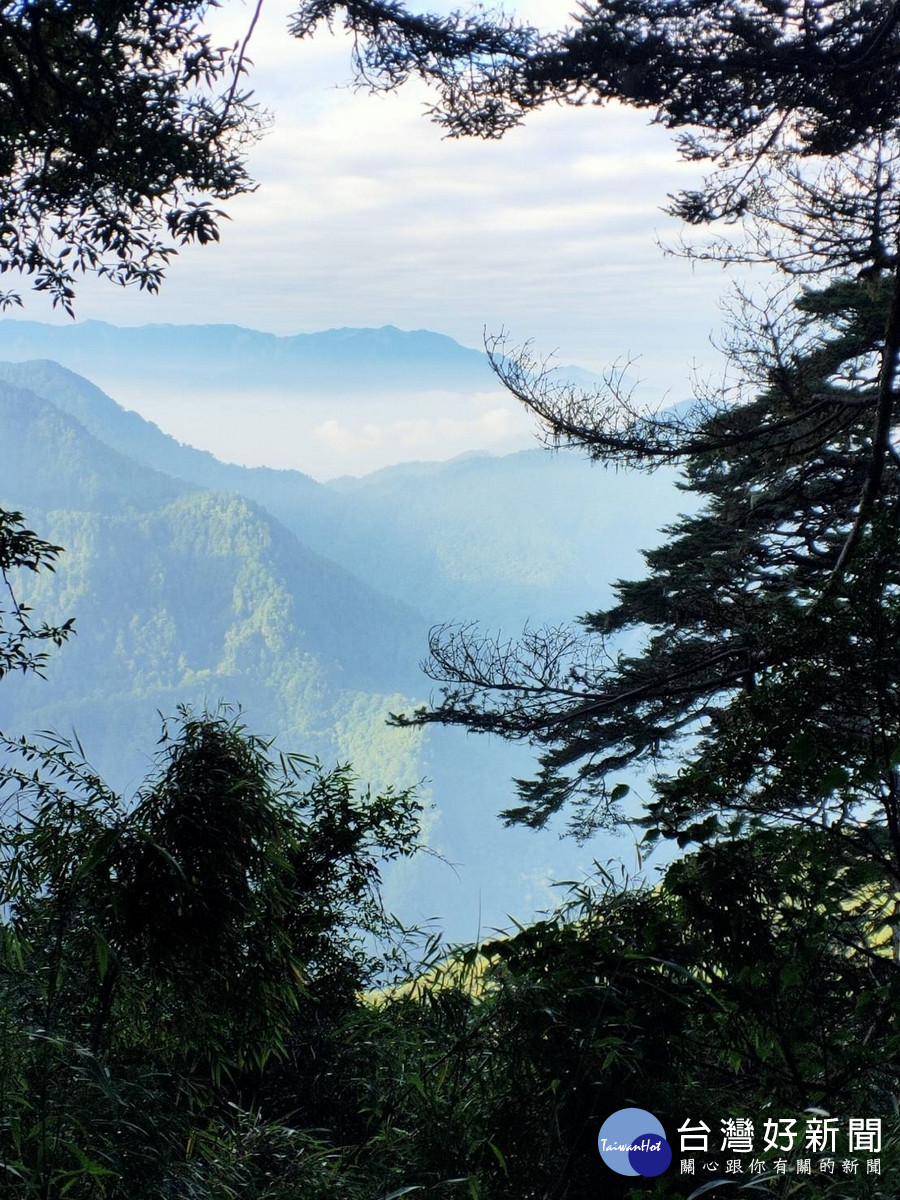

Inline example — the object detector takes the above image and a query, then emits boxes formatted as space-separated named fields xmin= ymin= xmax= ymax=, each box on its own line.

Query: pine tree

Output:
xmin=394 ymin=277 xmax=900 ymax=880
xmin=310 ymin=0 xmax=900 ymax=872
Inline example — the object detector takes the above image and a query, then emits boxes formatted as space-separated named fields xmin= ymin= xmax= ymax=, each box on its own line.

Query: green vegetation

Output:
xmin=0 ymin=362 xmax=666 ymax=931
xmin=0 ymin=509 xmax=73 ymax=680
xmin=293 ymin=0 xmax=900 ymax=163
xmin=3 ymin=1 xmax=900 ymax=1194
xmin=0 ymin=355 xmax=678 ymax=631
xmin=401 ymin=279 xmax=900 ymax=871
xmin=0 ymin=0 xmax=259 ymax=311
xmin=1 ymin=515 xmax=898 ymax=1200
xmin=2 ymin=705 xmax=897 ymax=1197
xmin=0 ymin=382 xmax=426 ymax=786
xmin=0 ymin=711 xmax=422 ymax=1197
xmin=4 ymin=435 xmax=898 ymax=1198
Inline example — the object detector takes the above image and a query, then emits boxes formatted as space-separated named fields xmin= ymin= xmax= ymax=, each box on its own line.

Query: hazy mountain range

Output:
xmin=0 ymin=323 xmax=684 ymax=939
xmin=0 ymin=321 xmax=494 ymax=392
xmin=0 ymin=319 xmax=602 ymax=395
xmin=0 ymin=319 xmax=605 ymax=477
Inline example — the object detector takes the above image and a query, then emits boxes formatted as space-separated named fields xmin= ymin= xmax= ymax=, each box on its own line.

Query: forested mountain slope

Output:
xmin=326 ymin=450 xmax=682 ymax=627
xmin=0 ymin=358 xmax=678 ymax=629
xmin=0 ymin=378 xmax=426 ymax=782
xmin=0 ymin=357 xmax=684 ymax=935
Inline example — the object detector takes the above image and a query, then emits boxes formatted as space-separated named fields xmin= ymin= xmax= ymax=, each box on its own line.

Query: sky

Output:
xmin=11 ymin=0 xmax=749 ymax=476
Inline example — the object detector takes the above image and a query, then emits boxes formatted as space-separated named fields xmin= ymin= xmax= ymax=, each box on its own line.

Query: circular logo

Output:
xmin=598 ymin=1108 xmax=672 ymax=1177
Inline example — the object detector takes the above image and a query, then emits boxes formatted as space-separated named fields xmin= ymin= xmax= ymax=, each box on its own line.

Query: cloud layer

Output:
xmin=12 ymin=0 xmax=750 ymax=472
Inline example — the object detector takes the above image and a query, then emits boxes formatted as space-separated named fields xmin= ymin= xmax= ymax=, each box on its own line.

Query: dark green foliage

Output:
xmin=293 ymin=0 xmax=900 ymax=146
xmin=397 ymin=279 xmax=900 ymax=881
xmin=295 ymin=0 xmax=900 ymax=871
xmin=0 ymin=677 xmax=895 ymax=1198
xmin=293 ymin=0 xmax=900 ymax=237
xmin=326 ymin=834 xmax=899 ymax=1200
xmin=0 ymin=707 xmax=421 ymax=1195
xmin=3 ymin=3 xmax=899 ymax=1187
xmin=0 ymin=0 xmax=259 ymax=311
xmin=297 ymin=0 xmax=900 ymax=869
xmin=0 ymin=507 xmax=73 ymax=680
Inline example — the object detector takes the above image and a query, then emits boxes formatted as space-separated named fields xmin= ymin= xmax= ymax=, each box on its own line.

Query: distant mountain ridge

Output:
xmin=0 ymin=370 xmax=596 ymax=935
xmin=0 ymin=358 xmax=683 ymax=630
xmin=0 ymin=353 xmax=684 ymax=936
xmin=0 ymin=358 xmax=326 ymax=505
xmin=0 ymin=320 xmax=497 ymax=392
xmin=0 ymin=317 xmax=609 ymax=478
xmin=0 ymin=375 xmax=425 ymax=699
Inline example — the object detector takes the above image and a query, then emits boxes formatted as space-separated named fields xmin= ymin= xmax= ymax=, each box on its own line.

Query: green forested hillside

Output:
xmin=326 ymin=450 xmax=685 ymax=627
xmin=0 ymin=380 xmax=426 ymax=793
xmin=0 ymin=358 xmax=335 ymax=524
xmin=0 ymin=377 xmax=190 ymax=514
xmin=0 ymin=358 xmax=681 ymax=630
xmin=4 ymin=3 xmax=900 ymax=1194
xmin=2 ymin=374 xmax=896 ymax=1199
xmin=0 ymin=367 xmax=620 ymax=936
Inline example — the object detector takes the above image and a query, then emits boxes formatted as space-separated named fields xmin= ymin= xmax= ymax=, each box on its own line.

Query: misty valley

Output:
xmin=0 ymin=323 xmax=681 ymax=940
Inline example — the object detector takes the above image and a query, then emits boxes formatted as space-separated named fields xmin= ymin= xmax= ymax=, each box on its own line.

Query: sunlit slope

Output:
xmin=0 ymin=357 xmax=688 ymax=937
xmin=0 ymin=379 xmax=426 ymax=793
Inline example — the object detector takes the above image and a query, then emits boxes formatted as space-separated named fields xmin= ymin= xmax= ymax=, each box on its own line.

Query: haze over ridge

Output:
xmin=0 ymin=318 xmax=603 ymax=478
xmin=0 ymin=350 xmax=682 ymax=937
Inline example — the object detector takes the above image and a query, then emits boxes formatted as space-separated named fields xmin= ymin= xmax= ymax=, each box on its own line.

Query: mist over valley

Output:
xmin=0 ymin=322 xmax=682 ymax=940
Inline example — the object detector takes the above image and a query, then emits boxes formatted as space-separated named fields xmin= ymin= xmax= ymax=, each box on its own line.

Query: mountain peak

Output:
xmin=0 ymin=317 xmax=493 ymax=394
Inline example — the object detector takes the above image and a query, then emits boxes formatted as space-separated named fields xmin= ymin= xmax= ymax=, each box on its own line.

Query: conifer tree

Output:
xmin=302 ymin=0 xmax=900 ymax=868
xmin=395 ymin=274 xmax=900 ymax=874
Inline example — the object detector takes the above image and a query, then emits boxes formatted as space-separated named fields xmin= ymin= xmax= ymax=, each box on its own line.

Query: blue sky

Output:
xmin=12 ymin=0 xmax=749 ymax=475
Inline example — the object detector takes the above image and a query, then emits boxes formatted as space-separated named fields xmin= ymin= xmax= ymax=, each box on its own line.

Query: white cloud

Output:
xmin=314 ymin=419 xmax=384 ymax=455
xmin=9 ymin=0 xmax=767 ymax=470
xmin=311 ymin=398 xmax=533 ymax=476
